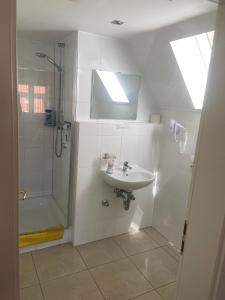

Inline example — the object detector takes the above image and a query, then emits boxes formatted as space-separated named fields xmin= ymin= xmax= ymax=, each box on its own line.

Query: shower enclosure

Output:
xmin=17 ymin=33 xmax=77 ymax=247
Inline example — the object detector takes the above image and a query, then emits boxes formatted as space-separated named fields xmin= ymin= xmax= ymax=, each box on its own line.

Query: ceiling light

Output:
xmin=111 ymin=20 xmax=124 ymax=26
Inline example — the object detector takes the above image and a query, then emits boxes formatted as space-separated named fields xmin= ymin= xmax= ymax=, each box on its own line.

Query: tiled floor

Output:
xmin=20 ymin=227 xmax=180 ymax=300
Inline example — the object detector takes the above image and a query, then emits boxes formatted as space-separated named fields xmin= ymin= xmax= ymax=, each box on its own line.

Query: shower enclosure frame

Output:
xmin=17 ymin=36 xmax=77 ymax=248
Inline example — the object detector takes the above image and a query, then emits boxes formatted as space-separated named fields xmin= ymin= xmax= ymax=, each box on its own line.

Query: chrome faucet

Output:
xmin=123 ymin=161 xmax=132 ymax=173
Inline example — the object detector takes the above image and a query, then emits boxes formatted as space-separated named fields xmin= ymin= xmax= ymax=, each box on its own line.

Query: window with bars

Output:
xmin=18 ymin=84 xmax=46 ymax=113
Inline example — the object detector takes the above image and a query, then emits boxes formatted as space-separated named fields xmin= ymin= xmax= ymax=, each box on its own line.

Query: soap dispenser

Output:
xmin=101 ymin=153 xmax=110 ymax=171
xmin=106 ymin=155 xmax=116 ymax=174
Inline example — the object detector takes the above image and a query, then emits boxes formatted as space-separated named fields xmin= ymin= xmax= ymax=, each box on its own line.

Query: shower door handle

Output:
xmin=18 ymin=190 xmax=27 ymax=201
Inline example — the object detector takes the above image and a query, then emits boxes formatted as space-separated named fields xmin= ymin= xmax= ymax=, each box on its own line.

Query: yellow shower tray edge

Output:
xmin=19 ymin=224 xmax=64 ymax=248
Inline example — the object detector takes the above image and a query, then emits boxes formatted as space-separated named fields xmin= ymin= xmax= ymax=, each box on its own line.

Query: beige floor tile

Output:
xmin=157 ymin=282 xmax=177 ymax=300
xmin=130 ymin=248 xmax=178 ymax=288
xmin=143 ymin=227 xmax=168 ymax=246
xmin=20 ymin=285 xmax=44 ymax=300
xmin=131 ymin=291 xmax=163 ymax=300
xmin=20 ymin=253 xmax=39 ymax=288
xmin=32 ymin=244 xmax=86 ymax=283
xmin=77 ymin=237 xmax=125 ymax=268
xmin=114 ymin=230 xmax=158 ymax=256
xmin=163 ymin=245 xmax=180 ymax=262
xmin=91 ymin=258 xmax=153 ymax=300
xmin=42 ymin=270 xmax=104 ymax=300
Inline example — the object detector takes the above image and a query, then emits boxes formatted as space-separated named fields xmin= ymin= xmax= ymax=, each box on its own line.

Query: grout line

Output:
xmin=86 ymin=256 xmax=128 ymax=272
xmin=143 ymin=229 xmax=168 ymax=247
xmin=76 ymin=238 xmax=165 ymax=300
xmin=76 ymin=238 xmax=127 ymax=270
xmin=155 ymin=281 xmax=177 ymax=300
xmin=30 ymin=250 xmax=106 ymax=299
xmin=76 ymin=248 xmax=106 ymax=300
xmin=112 ymin=236 xmax=132 ymax=258
xmin=30 ymin=252 xmax=46 ymax=300
xmin=160 ymin=246 xmax=181 ymax=263
xmin=30 ymin=250 xmax=88 ymax=286
xmin=156 ymin=280 xmax=177 ymax=290
xmin=155 ymin=289 xmax=166 ymax=300
xmin=112 ymin=233 xmax=179 ymax=262
xmin=112 ymin=235 xmax=156 ymax=292
xmin=143 ymin=228 xmax=181 ymax=262
xmin=20 ymin=231 xmax=179 ymax=300
xmin=128 ymin=290 xmax=163 ymax=300
xmin=127 ymin=254 xmax=155 ymax=289
xmin=113 ymin=238 xmax=178 ymax=293
xmin=126 ymin=245 xmax=166 ymax=257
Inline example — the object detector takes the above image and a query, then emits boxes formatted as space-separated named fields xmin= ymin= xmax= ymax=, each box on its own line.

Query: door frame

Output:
xmin=0 ymin=0 xmax=19 ymax=299
xmin=1 ymin=0 xmax=225 ymax=299
xmin=177 ymin=2 xmax=225 ymax=299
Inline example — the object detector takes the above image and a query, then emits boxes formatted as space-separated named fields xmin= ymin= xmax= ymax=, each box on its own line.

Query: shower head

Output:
xmin=35 ymin=52 xmax=62 ymax=72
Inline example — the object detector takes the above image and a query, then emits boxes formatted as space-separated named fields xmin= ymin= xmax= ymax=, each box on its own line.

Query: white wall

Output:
xmin=129 ymin=13 xmax=217 ymax=111
xmin=76 ymin=31 xmax=157 ymax=122
xmin=17 ymin=38 xmax=55 ymax=197
xmin=129 ymin=12 xmax=217 ymax=248
xmin=71 ymin=31 xmax=160 ymax=245
xmin=72 ymin=121 xmax=160 ymax=245
xmin=153 ymin=110 xmax=201 ymax=247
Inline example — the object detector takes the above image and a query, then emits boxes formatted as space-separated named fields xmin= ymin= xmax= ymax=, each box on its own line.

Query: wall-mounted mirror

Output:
xmin=90 ymin=70 xmax=141 ymax=120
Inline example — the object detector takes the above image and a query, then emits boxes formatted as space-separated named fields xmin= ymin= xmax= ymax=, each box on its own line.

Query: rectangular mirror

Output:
xmin=90 ymin=70 xmax=141 ymax=120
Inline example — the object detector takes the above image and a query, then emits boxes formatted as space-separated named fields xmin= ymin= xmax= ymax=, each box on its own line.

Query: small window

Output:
xmin=19 ymin=96 xmax=29 ymax=113
xmin=34 ymin=85 xmax=46 ymax=94
xmin=33 ymin=85 xmax=46 ymax=113
xmin=18 ymin=84 xmax=29 ymax=93
xmin=17 ymin=84 xmax=46 ymax=113
xmin=170 ymin=31 xmax=214 ymax=109
xmin=18 ymin=84 xmax=29 ymax=112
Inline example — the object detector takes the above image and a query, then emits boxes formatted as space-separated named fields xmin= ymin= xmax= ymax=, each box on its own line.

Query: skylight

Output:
xmin=170 ymin=31 xmax=214 ymax=110
xmin=96 ymin=70 xmax=129 ymax=103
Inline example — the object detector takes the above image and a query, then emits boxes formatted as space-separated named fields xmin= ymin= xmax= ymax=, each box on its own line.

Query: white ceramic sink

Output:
xmin=102 ymin=165 xmax=154 ymax=191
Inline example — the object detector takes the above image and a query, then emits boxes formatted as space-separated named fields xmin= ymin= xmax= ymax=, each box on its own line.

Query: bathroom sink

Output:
xmin=102 ymin=165 xmax=154 ymax=191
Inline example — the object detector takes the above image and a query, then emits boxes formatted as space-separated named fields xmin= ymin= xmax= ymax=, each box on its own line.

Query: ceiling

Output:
xmin=17 ymin=0 xmax=217 ymax=39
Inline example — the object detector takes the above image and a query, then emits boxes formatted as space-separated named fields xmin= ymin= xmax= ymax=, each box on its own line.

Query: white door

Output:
xmin=177 ymin=2 xmax=225 ymax=299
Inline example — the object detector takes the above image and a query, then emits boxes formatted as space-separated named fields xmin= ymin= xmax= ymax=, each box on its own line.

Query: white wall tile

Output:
xmin=77 ymin=134 xmax=101 ymax=168
xmin=101 ymin=135 xmax=122 ymax=163
xmin=78 ymin=31 xmax=101 ymax=70
xmin=76 ymin=167 xmax=103 ymax=201
xmin=100 ymin=123 xmax=122 ymax=136
xmin=120 ymin=135 xmax=140 ymax=165
xmin=77 ymin=69 xmax=92 ymax=102
xmin=78 ymin=122 xmax=100 ymax=137
xmin=152 ymin=110 xmax=201 ymax=248
xmin=76 ymin=101 xmax=90 ymax=121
